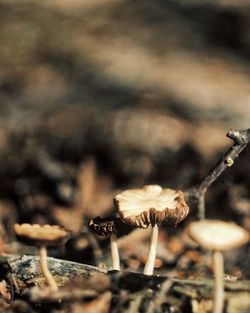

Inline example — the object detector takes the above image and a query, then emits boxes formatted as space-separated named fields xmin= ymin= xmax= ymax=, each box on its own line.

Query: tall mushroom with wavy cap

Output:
xmin=114 ymin=185 xmax=190 ymax=275
xmin=188 ymin=220 xmax=249 ymax=313
xmin=14 ymin=223 xmax=71 ymax=291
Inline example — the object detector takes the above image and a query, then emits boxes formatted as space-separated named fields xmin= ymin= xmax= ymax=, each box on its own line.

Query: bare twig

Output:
xmin=26 ymin=286 xmax=98 ymax=304
xmin=81 ymin=222 xmax=103 ymax=267
xmin=189 ymin=128 xmax=250 ymax=219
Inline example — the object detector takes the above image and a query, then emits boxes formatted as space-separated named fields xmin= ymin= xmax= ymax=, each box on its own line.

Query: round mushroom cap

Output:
xmin=188 ymin=220 xmax=249 ymax=251
xmin=14 ymin=223 xmax=71 ymax=247
xmin=114 ymin=185 xmax=189 ymax=228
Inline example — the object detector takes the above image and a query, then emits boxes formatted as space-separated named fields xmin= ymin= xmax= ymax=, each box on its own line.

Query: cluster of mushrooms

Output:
xmin=89 ymin=184 xmax=249 ymax=313
xmin=90 ymin=185 xmax=190 ymax=275
xmin=13 ymin=184 xmax=249 ymax=313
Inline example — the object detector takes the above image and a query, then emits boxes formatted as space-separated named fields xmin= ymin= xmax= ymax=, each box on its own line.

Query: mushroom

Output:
xmin=114 ymin=185 xmax=190 ymax=275
xmin=14 ymin=223 xmax=71 ymax=291
xmin=89 ymin=216 xmax=133 ymax=271
xmin=188 ymin=220 xmax=249 ymax=313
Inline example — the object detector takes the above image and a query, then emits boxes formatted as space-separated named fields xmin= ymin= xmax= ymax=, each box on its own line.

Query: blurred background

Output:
xmin=0 ymin=0 xmax=250 ymax=278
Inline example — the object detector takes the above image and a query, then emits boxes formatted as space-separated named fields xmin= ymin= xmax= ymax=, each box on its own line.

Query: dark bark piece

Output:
xmin=6 ymin=255 xmax=106 ymax=290
xmin=4 ymin=255 xmax=250 ymax=313
xmin=6 ymin=255 xmax=250 ymax=293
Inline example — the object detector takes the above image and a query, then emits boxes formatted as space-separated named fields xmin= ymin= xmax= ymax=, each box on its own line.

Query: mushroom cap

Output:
xmin=114 ymin=185 xmax=189 ymax=228
xmin=88 ymin=216 xmax=133 ymax=237
xmin=14 ymin=223 xmax=71 ymax=247
xmin=188 ymin=220 xmax=249 ymax=251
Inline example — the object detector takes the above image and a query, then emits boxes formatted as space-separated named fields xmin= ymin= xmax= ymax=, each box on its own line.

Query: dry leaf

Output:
xmin=0 ymin=280 xmax=10 ymax=303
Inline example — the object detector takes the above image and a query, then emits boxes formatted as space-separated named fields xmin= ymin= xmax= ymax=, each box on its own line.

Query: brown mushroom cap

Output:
xmin=88 ymin=216 xmax=133 ymax=237
xmin=14 ymin=223 xmax=71 ymax=247
xmin=114 ymin=185 xmax=189 ymax=228
xmin=188 ymin=220 xmax=249 ymax=250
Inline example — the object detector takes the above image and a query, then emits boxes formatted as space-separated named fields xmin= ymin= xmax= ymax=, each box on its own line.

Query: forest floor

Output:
xmin=0 ymin=1 xmax=250 ymax=312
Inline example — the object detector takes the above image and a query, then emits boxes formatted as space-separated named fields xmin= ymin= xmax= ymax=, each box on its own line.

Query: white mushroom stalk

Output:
xmin=213 ymin=250 xmax=224 ymax=313
xmin=14 ymin=223 xmax=71 ymax=291
xmin=110 ymin=233 xmax=120 ymax=271
xmin=114 ymin=185 xmax=190 ymax=275
xmin=39 ymin=245 xmax=58 ymax=291
xmin=144 ymin=225 xmax=158 ymax=275
xmin=88 ymin=216 xmax=130 ymax=271
xmin=188 ymin=220 xmax=249 ymax=313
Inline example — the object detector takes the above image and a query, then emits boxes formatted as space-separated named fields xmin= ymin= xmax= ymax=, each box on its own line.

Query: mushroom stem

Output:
xmin=144 ymin=225 xmax=158 ymax=275
xmin=39 ymin=245 xmax=58 ymax=291
xmin=110 ymin=233 xmax=120 ymax=270
xmin=213 ymin=250 xmax=224 ymax=313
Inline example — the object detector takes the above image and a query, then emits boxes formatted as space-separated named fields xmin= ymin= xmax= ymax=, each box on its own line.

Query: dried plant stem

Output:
xmin=144 ymin=225 xmax=158 ymax=275
xmin=81 ymin=223 xmax=103 ymax=266
xmin=213 ymin=250 xmax=224 ymax=313
xmin=39 ymin=245 xmax=58 ymax=291
xmin=110 ymin=233 xmax=120 ymax=270
xmin=192 ymin=128 xmax=250 ymax=219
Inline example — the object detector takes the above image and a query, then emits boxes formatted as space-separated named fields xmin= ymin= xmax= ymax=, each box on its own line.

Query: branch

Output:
xmin=5 ymin=254 xmax=250 ymax=312
xmin=6 ymin=254 xmax=106 ymax=291
xmin=6 ymin=255 xmax=250 ymax=293
xmin=189 ymin=128 xmax=250 ymax=219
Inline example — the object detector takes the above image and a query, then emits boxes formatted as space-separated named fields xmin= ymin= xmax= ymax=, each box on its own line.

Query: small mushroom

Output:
xmin=188 ymin=220 xmax=249 ymax=313
xmin=114 ymin=185 xmax=189 ymax=275
xmin=89 ymin=216 xmax=132 ymax=271
xmin=14 ymin=223 xmax=71 ymax=291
